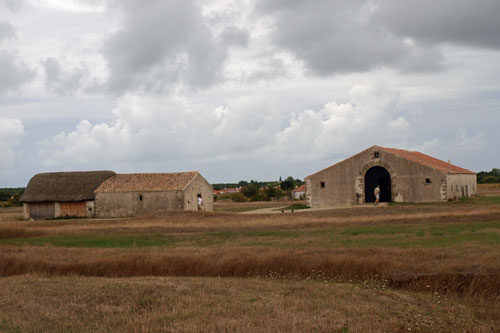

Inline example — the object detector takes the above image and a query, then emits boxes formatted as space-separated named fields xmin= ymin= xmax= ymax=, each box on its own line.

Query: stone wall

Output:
xmin=447 ymin=174 xmax=478 ymax=200
xmin=306 ymin=147 xmax=448 ymax=207
xmin=95 ymin=191 xmax=184 ymax=218
xmin=183 ymin=173 xmax=214 ymax=211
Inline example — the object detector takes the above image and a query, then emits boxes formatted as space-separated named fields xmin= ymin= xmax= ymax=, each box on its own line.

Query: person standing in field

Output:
xmin=197 ymin=194 xmax=203 ymax=211
xmin=374 ymin=185 xmax=380 ymax=206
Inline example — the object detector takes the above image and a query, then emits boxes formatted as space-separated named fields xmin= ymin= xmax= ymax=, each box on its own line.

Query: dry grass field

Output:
xmin=1 ymin=198 xmax=500 ymax=332
xmin=479 ymin=183 xmax=500 ymax=197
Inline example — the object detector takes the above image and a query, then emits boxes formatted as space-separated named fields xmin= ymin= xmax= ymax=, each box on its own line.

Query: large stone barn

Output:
xmin=20 ymin=171 xmax=116 ymax=220
xmin=305 ymin=146 xmax=477 ymax=207
xmin=94 ymin=172 xmax=213 ymax=217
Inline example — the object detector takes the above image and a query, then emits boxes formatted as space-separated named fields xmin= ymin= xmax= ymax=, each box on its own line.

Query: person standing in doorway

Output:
xmin=374 ymin=185 xmax=380 ymax=206
xmin=197 ymin=194 xmax=203 ymax=211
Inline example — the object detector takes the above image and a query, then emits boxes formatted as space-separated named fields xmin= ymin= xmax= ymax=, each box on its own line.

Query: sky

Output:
xmin=1 ymin=0 xmax=499 ymax=187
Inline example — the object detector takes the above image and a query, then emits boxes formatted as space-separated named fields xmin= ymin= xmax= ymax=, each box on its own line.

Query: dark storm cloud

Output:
xmin=257 ymin=0 xmax=499 ymax=75
xmin=257 ymin=0 xmax=443 ymax=75
xmin=104 ymin=0 xmax=234 ymax=94
xmin=373 ymin=0 xmax=500 ymax=50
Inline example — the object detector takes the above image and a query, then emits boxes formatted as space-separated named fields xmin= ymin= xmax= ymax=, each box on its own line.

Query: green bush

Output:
xmin=231 ymin=192 xmax=249 ymax=202
xmin=251 ymin=192 xmax=268 ymax=202
xmin=242 ymin=183 xmax=259 ymax=198
xmin=480 ymin=175 xmax=500 ymax=184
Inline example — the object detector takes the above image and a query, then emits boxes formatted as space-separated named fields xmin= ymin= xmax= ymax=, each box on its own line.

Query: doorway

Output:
xmin=365 ymin=166 xmax=391 ymax=203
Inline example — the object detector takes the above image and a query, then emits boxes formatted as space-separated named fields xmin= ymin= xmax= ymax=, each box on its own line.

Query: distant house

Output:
xmin=292 ymin=184 xmax=306 ymax=200
xmin=213 ymin=187 xmax=240 ymax=195
xmin=306 ymin=146 xmax=477 ymax=207
xmin=20 ymin=171 xmax=116 ymax=220
xmin=94 ymin=171 xmax=213 ymax=217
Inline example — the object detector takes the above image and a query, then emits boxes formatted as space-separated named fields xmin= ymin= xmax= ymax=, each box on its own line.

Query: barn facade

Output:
xmin=305 ymin=146 xmax=477 ymax=207
xmin=20 ymin=171 xmax=116 ymax=220
xmin=94 ymin=172 xmax=214 ymax=217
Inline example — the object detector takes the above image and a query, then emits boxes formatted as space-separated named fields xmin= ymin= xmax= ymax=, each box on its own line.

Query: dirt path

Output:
xmin=241 ymin=203 xmax=389 ymax=214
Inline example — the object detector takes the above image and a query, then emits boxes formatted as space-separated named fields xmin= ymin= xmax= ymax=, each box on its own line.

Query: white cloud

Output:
xmin=0 ymin=118 xmax=24 ymax=167
xmin=273 ymin=82 xmax=410 ymax=160
xmin=41 ymin=82 xmax=414 ymax=169
xmin=411 ymin=138 xmax=443 ymax=156
xmin=25 ymin=0 xmax=106 ymax=12
xmin=456 ymin=129 xmax=487 ymax=151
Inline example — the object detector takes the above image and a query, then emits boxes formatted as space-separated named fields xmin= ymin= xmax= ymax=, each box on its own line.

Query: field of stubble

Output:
xmin=1 ymin=197 xmax=499 ymax=332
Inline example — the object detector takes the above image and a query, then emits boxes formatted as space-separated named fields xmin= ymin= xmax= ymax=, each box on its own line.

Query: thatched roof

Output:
xmin=21 ymin=171 xmax=116 ymax=203
xmin=94 ymin=172 xmax=199 ymax=193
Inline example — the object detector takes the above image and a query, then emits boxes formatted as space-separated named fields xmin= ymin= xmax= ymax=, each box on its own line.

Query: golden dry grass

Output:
xmin=1 ymin=202 xmax=500 ymax=331
xmin=478 ymin=183 xmax=500 ymax=189
xmin=478 ymin=183 xmax=500 ymax=197
xmin=1 ymin=246 xmax=499 ymax=300
xmin=0 ymin=275 xmax=498 ymax=332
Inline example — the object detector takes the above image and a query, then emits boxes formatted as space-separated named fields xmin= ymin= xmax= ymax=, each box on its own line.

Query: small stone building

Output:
xmin=94 ymin=171 xmax=213 ymax=217
xmin=306 ymin=146 xmax=477 ymax=207
xmin=20 ymin=171 xmax=116 ymax=220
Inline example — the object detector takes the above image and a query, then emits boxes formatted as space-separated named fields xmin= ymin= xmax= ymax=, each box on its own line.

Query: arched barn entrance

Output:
xmin=365 ymin=166 xmax=391 ymax=203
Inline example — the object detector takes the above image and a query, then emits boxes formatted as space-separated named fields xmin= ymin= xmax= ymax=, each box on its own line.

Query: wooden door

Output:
xmin=61 ymin=202 xmax=86 ymax=217
xmin=29 ymin=202 xmax=55 ymax=220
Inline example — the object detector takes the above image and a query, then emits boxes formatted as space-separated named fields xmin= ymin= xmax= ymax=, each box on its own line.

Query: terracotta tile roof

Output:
xmin=94 ymin=172 xmax=199 ymax=193
xmin=378 ymin=146 xmax=475 ymax=174
xmin=292 ymin=184 xmax=306 ymax=192
xmin=306 ymin=145 xmax=475 ymax=179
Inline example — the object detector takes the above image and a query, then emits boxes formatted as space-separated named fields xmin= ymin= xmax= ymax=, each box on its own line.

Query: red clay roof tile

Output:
xmin=378 ymin=147 xmax=475 ymax=174
xmin=292 ymin=184 xmax=306 ymax=192
xmin=94 ymin=172 xmax=199 ymax=193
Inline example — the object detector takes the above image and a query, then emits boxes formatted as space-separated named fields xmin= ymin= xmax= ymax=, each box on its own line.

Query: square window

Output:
xmin=425 ymin=178 xmax=431 ymax=184
xmin=320 ymin=182 xmax=325 ymax=188
xmin=374 ymin=152 xmax=380 ymax=158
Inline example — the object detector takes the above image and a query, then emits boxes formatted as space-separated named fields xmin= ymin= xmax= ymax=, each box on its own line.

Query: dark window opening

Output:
xmin=88 ymin=207 xmax=92 ymax=212
xmin=320 ymin=182 xmax=325 ymax=188
xmin=374 ymin=152 xmax=380 ymax=159
xmin=139 ymin=194 xmax=143 ymax=201
xmin=425 ymin=178 xmax=431 ymax=184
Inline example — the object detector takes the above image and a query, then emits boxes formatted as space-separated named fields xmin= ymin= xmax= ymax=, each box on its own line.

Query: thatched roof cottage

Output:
xmin=21 ymin=171 xmax=116 ymax=220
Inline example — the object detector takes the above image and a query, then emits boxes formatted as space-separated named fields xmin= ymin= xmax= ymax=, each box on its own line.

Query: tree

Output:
xmin=0 ymin=190 xmax=10 ymax=202
xmin=242 ymin=183 xmax=259 ymax=198
xmin=482 ymin=175 xmax=499 ymax=184
xmin=280 ymin=179 xmax=295 ymax=192
xmin=265 ymin=186 xmax=283 ymax=200
xmin=478 ymin=168 xmax=500 ymax=183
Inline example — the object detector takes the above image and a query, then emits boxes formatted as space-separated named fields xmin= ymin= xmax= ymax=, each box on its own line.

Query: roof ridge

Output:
xmin=94 ymin=172 xmax=200 ymax=193
xmin=379 ymin=146 xmax=475 ymax=174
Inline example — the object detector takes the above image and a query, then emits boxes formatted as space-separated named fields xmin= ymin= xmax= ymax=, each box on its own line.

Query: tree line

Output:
xmin=477 ymin=168 xmax=500 ymax=184
xmin=213 ymin=177 xmax=305 ymax=202
xmin=0 ymin=188 xmax=25 ymax=207
xmin=212 ymin=177 xmax=304 ymax=191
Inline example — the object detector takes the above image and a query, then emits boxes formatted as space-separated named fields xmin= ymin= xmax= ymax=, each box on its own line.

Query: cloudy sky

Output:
xmin=1 ymin=0 xmax=499 ymax=186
